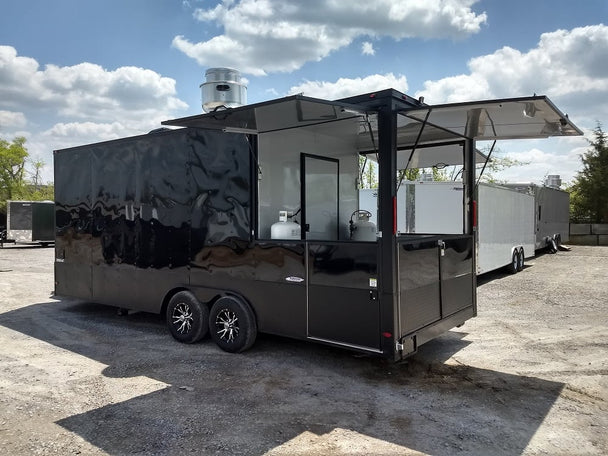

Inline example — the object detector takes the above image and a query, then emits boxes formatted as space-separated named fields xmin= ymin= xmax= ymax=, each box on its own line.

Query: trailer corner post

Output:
xmin=465 ymin=137 xmax=478 ymax=315
xmin=377 ymin=102 xmax=400 ymax=358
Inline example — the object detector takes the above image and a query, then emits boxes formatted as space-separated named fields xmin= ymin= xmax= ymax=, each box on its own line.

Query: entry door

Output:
xmin=301 ymin=154 xmax=339 ymax=240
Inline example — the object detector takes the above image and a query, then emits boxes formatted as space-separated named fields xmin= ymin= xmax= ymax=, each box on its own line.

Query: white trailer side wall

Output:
xmin=360 ymin=182 xmax=535 ymax=274
xmin=405 ymin=182 xmax=463 ymax=234
xmin=477 ymin=184 xmax=535 ymax=274
xmin=359 ymin=182 xmax=464 ymax=235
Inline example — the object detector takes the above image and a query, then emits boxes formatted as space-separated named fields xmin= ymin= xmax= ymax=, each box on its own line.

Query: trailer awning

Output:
xmin=163 ymin=92 xmax=580 ymax=170
xmin=162 ymin=95 xmax=367 ymax=133
xmin=397 ymin=95 xmax=582 ymax=142
xmin=362 ymin=143 xmax=488 ymax=169
xmin=164 ymin=93 xmax=580 ymax=142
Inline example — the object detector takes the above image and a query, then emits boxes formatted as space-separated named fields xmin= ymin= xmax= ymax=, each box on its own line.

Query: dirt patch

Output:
xmin=0 ymin=245 xmax=606 ymax=455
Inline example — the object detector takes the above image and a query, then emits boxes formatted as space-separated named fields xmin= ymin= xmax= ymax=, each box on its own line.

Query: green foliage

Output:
xmin=0 ymin=136 xmax=54 ymax=217
xmin=359 ymin=155 xmax=378 ymax=189
xmin=0 ymin=136 xmax=28 ymax=203
xmin=569 ymin=123 xmax=608 ymax=223
xmin=477 ymin=145 xmax=530 ymax=184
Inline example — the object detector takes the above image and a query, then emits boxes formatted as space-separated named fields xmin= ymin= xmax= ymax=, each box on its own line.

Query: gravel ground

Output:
xmin=0 ymin=244 xmax=606 ymax=455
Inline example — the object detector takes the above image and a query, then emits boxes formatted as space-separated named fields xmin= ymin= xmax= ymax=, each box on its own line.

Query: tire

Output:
xmin=166 ymin=291 xmax=209 ymax=344
xmin=517 ymin=248 xmax=525 ymax=272
xmin=508 ymin=249 xmax=519 ymax=274
xmin=209 ymin=296 xmax=257 ymax=353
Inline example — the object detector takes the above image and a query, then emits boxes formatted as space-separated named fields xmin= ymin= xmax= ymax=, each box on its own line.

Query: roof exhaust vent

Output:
xmin=545 ymin=174 xmax=562 ymax=188
xmin=200 ymin=68 xmax=247 ymax=113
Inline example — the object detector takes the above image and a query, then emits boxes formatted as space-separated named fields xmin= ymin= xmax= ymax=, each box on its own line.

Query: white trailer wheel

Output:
xmin=517 ymin=248 xmax=525 ymax=272
xmin=508 ymin=250 xmax=519 ymax=274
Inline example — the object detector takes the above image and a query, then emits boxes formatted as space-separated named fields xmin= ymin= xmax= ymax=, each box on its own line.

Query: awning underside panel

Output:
xmin=363 ymin=143 xmax=487 ymax=169
xmin=399 ymin=96 xmax=582 ymax=141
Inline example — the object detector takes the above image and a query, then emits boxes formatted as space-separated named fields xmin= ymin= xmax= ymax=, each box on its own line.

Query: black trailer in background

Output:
xmin=54 ymin=89 xmax=581 ymax=360
xmin=4 ymin=201 xmax=55 ymax=246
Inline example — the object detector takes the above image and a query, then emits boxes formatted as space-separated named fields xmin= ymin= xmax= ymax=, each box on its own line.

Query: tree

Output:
xmin=569 ymin=123 xmax=608 ymax=223
xmin=0 ymin=136 xmax=29 ymax=213
xmin=0 ymin=136 xmax=54 ymax=219
xmin=476 ymin=144 xmax=529 ymax=184
xmin=359 ymin=155 xmax=378 ymax=189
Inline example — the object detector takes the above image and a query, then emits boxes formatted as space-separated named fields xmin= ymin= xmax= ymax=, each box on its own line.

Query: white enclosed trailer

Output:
xmin=503 ymin=180 xmax=570 ymax=251
xmin=360 ymin=181 xmax=536 ymax=275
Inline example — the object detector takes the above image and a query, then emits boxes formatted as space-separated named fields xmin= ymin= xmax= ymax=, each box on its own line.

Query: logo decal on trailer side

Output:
xmin=285 ymin=276 xmax=304 ymax=283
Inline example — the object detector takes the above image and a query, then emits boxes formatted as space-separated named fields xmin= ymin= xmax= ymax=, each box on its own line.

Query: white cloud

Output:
xmin=21 ymin=121 xmax=151 ymax=185
xmin=0 ymin=45 xmax=188 ymax=124
xmin=0 ymin=45 xmax=191 ymax=185
xmin=361 ymin=42 xmax=375 ymax=56
xmin=174 ymin=0 xmax=486 ymax=75
xmin=416 ymin=24 xmax=608 ymax=116
xmin=288 ymin=73 xmax=408 ymax=100
xmin=0 ymin=110 xmax=26 ymax=129
xmin=413 ymin=25 xmax=608 ymax=184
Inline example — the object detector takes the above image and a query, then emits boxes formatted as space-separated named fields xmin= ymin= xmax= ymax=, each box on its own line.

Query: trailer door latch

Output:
xmin=438 ymin=239 xmax=446 ymax=256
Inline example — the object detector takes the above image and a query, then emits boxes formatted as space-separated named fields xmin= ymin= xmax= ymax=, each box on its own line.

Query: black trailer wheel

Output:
xmin=508 ymin=250 xmax=519 ymax=274
xmin=209 ymin=296 xmax=257 ymax=353
xmin=517 ymin=248 xmax=525 ymax=272
xmin=166 ymin=291 xmax=209 ymax=344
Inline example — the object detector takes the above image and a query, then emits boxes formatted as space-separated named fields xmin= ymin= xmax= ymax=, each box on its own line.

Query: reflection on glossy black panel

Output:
xmin=55 ymin=128 xmax=252 ymax=279
xmin=441 ymin=235 xmax=473 ymax=277
xmin=309 ymin=242 xmax=377 ymax=289
xmin=189 ymin=128 xmax=251 ymax=252
xmin=398 ymin=237 xmax=439 ymax=290
xmin=190 ymin=241 xmax=306 ymax=284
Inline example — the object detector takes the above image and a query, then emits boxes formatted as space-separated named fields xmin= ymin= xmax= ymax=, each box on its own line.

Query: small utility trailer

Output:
xmin=54 ymin=90 xmax=580 ymax=359
xmin=5 ymin=200 xmax=55 ymax=246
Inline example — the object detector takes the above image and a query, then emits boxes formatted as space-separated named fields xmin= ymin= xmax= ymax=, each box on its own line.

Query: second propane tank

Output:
xmin=349 ymin=210 xmax=377 ymax=242
xmin=271 ymin=211 xmax=301 ymax=240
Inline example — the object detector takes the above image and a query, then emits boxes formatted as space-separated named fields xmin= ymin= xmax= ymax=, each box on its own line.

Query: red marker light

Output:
xmin=382 ymin=332 xmax=392 ymax=338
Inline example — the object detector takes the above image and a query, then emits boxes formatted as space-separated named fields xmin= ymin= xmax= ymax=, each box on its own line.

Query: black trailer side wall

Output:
xmin=55 ymin=128 xmax=251 ymax=312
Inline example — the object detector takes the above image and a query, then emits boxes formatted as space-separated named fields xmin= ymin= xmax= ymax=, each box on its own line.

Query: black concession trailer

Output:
xmin=54 ymin=89 xmax=581 ymax=360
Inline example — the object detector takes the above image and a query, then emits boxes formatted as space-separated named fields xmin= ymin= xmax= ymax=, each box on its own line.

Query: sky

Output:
xmin=1 ymin=0 xmax=607 ymax=185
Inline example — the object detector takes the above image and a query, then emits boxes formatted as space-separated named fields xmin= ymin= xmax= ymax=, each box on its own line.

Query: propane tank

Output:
xmin=349 ymin=210 xmax=376 ymax=242
xmin=271 ymin=211 xmax=301 ymax=240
